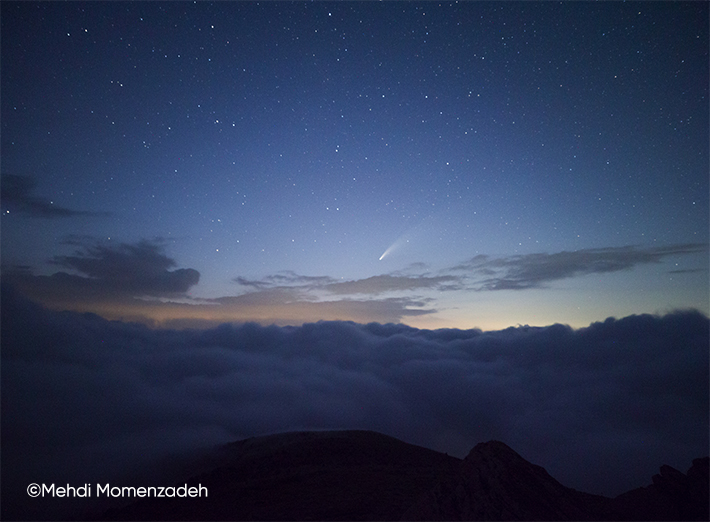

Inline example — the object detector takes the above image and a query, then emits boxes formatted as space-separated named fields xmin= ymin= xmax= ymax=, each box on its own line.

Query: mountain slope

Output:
xmin=610 ymin=457 xmax=709 ymax=521
xmin=402 ymin=440 xmax=614 ymax=520
xmin=100 ymin=430 xmax=461 ymax=521
xmin=99 ymin=431 xmax=708 ymax=521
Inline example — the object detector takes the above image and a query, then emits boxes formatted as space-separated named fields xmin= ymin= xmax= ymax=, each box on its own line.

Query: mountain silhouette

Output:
xmin=99 ymin=430 xmax=460 ymax=521
xmin=96 ymin=430 xmax=707 ymax=521
xmin=610 ymin=457 xmax=709 ymax=521
xmin=402 ymin=440 xmax=614 ymax=520
xmin=403 ymin=440 xmax=708 ymax=520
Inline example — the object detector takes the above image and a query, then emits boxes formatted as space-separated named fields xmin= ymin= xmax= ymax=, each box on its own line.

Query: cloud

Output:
xmin=234 ymin=270 xmax=337 ymax=290
xmin=234 ymin=243 xmax=707 ymax=299
xmin=2 ymin=284 xmax=707 ymax=519
xmin=51 ymin=239 xmax=200 ymax=294
xmin=323 ymin=274 xmax=463 ymax=295
xmin=223 ymin=271 xmax=459 ymax=324
xmin=453 ymin=244 xmax=709 ymax=290
xmin=235 ymin=271 xmax=461 ymax=295
xmin=1 ymin=174 xmax=109 ymax=218
xmin=0 ymin=272 xmax=406 ymax=329
xmin=137 ymin=293 xmax=436 ymax=329
xmin=3 ymin=239 xmax=200 ymax=310
xmin=4 ymin=237 xmax=442 ymax=326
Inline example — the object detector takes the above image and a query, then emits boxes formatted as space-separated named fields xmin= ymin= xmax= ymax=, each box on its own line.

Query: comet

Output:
xmin=379 ymin=245 xmax=393 ymax=261
xmin=378 ymin=237 xmax=406 ymax=261
xmin=378 ymin=214 xmax=435 ymax=261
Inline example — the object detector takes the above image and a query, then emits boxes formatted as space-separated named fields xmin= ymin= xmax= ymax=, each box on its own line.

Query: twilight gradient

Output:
xmin=2 ymin=1 xmax=708 ymax=328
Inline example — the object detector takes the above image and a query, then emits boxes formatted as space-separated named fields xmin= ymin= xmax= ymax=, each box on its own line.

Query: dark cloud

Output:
xmin=2 ymin=284 xmax=707 ymax=519
xmin=3 ymin=239 xmax=200 ymax=310
xmin=453 ymin=244 xmax=709 ymax=290
xmin=1 ymin=174 xmax=109 ymax=218
xmin=51 ymin=239 xmax=199 ymax=295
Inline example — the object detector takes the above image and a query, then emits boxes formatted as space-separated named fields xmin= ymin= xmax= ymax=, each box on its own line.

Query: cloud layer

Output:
xmin=2 ymin=284 xmax=707 ymax=519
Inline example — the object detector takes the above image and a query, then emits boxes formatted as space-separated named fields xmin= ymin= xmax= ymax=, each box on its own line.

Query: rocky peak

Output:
xmin=612 ymin=456 xmax=709 ymax=521
xmin=403 ymin=440 xmax=608 ymax=520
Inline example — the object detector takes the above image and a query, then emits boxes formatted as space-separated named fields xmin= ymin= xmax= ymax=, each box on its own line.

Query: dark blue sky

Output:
xmin=2 ymin=1 xmax=708 ymax=329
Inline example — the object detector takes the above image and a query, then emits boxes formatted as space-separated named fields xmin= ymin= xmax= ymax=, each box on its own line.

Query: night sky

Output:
xmin=1 ymin=3 xmax=709 ymax=520
xmin=2 ymin=1 xmax=707 ymax=329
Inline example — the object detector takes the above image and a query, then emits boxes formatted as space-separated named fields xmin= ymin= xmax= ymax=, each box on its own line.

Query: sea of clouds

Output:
xmin=2 ymin=283 xmax=707 ymax=519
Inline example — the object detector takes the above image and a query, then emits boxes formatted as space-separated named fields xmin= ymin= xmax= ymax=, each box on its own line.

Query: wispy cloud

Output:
xmin=235 ymin=271 xmax=462 ymax=295
xmin=234 ymin=270 xmax=337 ymax=290
xmin=323 ymin=274 xmax=463 ymax=295
xmin=210 ymin=293 xmax=436 ymax=325
xmin=231 ymin=243 xmax=707 ymax=299
xmin=452 ymin=244 xmax=709 ymax=291
xmin=1 ymin=174 xmax=109 ymax=218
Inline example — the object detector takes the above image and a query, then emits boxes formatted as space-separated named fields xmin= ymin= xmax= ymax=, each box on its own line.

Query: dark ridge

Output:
xmin=403 ymin=440 xmax=614 ymax=520
xmin=404 ymin=440 xmax=708 ymax=521
xmin=95 ymin=430 xmax=708 ymax=521
xmin=610 ymin=457 xmax=709 ymax=521
xmin=98 ymin=430 xmax=461 ymax=521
